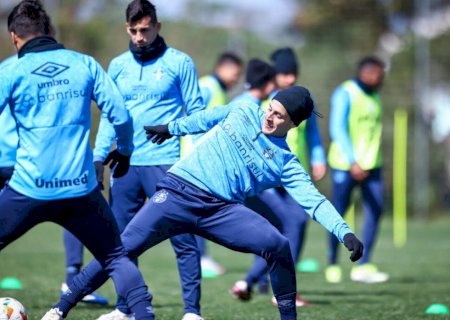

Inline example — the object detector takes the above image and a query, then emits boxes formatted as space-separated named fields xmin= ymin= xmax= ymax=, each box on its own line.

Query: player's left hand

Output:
xmin=103 ymin=149 xmax=130 ymax=178
xmin=144 ymin=124 xmax=173 ymax=145
xmin=94 ymin=160 xmax=105 ymax=190
xmin=343 ymin=233 xmax=363 ymax=262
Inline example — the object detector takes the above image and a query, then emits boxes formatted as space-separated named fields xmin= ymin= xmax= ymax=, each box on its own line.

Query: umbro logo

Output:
xmin=32 ymin=62 xmax=70 ymax=78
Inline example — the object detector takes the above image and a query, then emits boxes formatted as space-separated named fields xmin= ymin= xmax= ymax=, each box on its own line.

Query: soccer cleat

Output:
xmin=231 ymin=280 xmax=252 ymax=301
xmin=181 ymin=313 xmax=204 ymax=320
xmin=41 ymin=308 xmax=64 ymax=320
xmin=325 ymin=265 xmax=342 ymax=283
xmin=201 ymin=256 xmax=225 ymax=277
xmin=96 ymin=309 xmax=136 ymax=320
xmin=271 ymin=293 xmax=311 ymax=308
xmin=350 ymin=263 xmax=389 ymax=283
xmin=61 ymin=283 xmax=109 ymax=305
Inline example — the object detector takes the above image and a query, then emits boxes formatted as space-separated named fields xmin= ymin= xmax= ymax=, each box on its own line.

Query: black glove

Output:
xmin=343 ymin=233 xmax=364 ymax=262
xmin=93 ymin=160 xmax=105 ymax=190
xmin=103 ymin=149 xmax=130 ymax=178
xmin=144 ymin=124 xmax=172 ymax=145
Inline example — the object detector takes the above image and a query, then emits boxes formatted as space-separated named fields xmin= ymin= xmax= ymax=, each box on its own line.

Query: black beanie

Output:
xmin=245 ymin=58 xmax=276 ymax=89
xmin=270 ymin=47 xmax=299 ymax=75
xmin=273 ymin=86 xmax=314 ymax=126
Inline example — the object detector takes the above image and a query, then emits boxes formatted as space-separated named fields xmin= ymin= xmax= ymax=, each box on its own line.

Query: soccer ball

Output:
xmin=0 ymin=298 xmax=28 ymax=320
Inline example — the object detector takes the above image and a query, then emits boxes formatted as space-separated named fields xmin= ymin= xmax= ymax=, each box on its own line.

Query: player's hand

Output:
xmin=350 ymin=162 xmax=369 ymax=181
xmin=94 ymin=160 xmax=105 ymax=190
xmin=144 ymin=124 xmax=173 ymax=145
xmin=343 ymin=233 xmax=363 ymax=262
xmin=103 ymin=149 xmax=130 ymax=178
xmin=311 ymin=163 xmax=326 ymax=181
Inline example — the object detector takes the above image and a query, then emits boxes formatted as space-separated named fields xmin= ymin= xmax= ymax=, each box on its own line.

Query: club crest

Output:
xmin=153 ymin=189 xmax=168 ymax=203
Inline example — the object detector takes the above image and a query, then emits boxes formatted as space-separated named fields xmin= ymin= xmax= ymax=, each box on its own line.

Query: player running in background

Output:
xmin=55 ymin=85 xmax=364 ymax=320
xmin=196 ymin=51 xmax=243 ymax=277
xmin=0 ymin=1 xmax=154 ymax=319
xmin=326 ymin=56 xmax=388 ymax=284
xmin=93 ymin=1 xmax=205 ymax=319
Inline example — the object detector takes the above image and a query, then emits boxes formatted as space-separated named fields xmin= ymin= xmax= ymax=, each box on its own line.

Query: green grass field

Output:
xmin=1 ymin=216 xmax=449 ymax=320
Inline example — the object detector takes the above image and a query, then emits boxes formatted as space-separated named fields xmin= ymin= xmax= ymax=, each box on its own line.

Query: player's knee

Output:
xmin=268 ymin=233 xmax=291 ymax=257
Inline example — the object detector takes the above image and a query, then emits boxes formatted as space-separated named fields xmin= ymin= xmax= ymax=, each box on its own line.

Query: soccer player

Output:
xmin=0 ymin=1 xmax=153 ymax=319
xmin=199 ymin=52 xmax=243 ymax=109
xmin=93 ymin=1 xmax=204 ymax=319
xmin=232 ymin=58 xmax=276 ymax=105
xmin=232 ymin=48 xmax=327 ymax=307
xmin=54 ymin=85 xmax=364 ymax=320
xmin=196 ymin=51 xmax=243 ymax=276
xmin=0 ymin=58 xmax=109 ymax=308
xmin=326 ymin=56 xmax=388 ymax=284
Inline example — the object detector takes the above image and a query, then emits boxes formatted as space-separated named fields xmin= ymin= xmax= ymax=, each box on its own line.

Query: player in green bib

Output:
xmin=326 ymin=56 xmax=389 ymax=284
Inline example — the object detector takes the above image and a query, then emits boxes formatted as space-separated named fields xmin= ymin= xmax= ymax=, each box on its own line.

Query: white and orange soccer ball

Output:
xmin=0 ymin=297 xmax=28 ymax=320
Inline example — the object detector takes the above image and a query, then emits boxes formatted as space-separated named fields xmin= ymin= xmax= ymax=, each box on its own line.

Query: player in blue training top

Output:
xmin=92 ymin=1 xmax=204 ymax=320
xmin=53 ymin=85 xmax=364 ymax=320
xmin=232 ymin=48 xmax=327 ymax=307
xmin=0 ymin=55 xmax=108 ymax=306
xmin=0 ymin=1 xmax=153 ymax=319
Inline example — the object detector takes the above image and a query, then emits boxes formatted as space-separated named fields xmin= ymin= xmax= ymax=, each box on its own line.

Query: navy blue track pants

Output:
xmin=69 ymin=174 xmax=298 ymax=319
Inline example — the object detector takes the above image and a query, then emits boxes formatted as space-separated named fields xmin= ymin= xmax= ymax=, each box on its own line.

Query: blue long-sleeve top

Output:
xmin=93 ymin=47 xmax=205 ymax=165
xmin=329 ymin=84 xmax=355 ymax=164
xmin=0 ymin=56 xmax=18 ymax=168
xmin=167 ymin=101 xmax=352 ymax=242
xmin=304 ymin=113 xmax=326 ymax=165
xmin=0 ymin=47 xmax=133 ymax=199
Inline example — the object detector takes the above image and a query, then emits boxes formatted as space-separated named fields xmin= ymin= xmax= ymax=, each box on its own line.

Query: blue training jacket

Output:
xmin=168 ymin=100 xmax=352 ymax=242
xmin=0 ymin=46 xmax=133 ymax=200
xmin=0 ymin=56 xmax=18 ymax=168
xmin=93 ymin=47 xmax=205 ymax=165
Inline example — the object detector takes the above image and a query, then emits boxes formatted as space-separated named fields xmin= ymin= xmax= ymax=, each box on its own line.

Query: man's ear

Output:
xmin=10 ymin=32 xmax=19 ymax=51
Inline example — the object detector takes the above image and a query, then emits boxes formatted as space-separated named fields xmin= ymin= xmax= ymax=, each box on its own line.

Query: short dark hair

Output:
xmin=8 ymin=0 xmax=54 ymax=38
xmin=357 ymin=56 xmax=385 ymax=71
xmin=126 ymin=0 xmax=158 ymax=24
xmin=216 ymin=52 xmax=243 ymax=67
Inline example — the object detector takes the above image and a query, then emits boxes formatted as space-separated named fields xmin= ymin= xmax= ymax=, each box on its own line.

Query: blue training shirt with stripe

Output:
xmin=0 ymin=47 xmax=133 ymax=200
xmin=167 ymin=101 xmax=352 ymax=242
xmin=0 ymin=56 xmax=18 ymax=168
xmin=93 ymin=47 xmax=205 ymax=165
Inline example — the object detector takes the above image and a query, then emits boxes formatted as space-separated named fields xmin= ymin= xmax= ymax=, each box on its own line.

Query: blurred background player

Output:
xmin=232 ymin=48 xmax=327 ymax=307
xmin=199 ymin=51 xmax=243 ymax=109
xmin=326 ymin=56 xmax=389 ymax=284
xmin=232 ymin=58 xmax=276 ymax=105
xmin=196 ymin=51 xmax=243 ymax=277
xmin=93 ymin=1 xmax=204 ymax=319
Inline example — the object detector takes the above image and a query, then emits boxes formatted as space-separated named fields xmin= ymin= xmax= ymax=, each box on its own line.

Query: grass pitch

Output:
xmin=1 ymin=216 xmax=449 ymax=319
